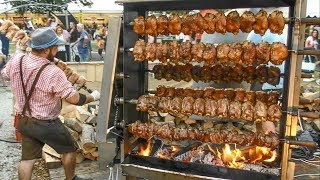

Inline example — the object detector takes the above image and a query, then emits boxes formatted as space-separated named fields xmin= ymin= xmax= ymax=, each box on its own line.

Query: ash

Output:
xmin=243 ymin=163 xmax=280 ymax=175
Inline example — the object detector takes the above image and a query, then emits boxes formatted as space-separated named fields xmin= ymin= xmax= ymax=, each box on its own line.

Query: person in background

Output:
xmin=1 ymin=27 xmax=100 ymax=180
xmin=0 ymin=32 xmax=10 ymax=60
xmin=85 ymin=26 xmax=92 ymax=61
xmin=59 ymin=25 xmax=71 ymax=62
xmin=55 ymin=26 xmax=67 ymax=62
xmin=0 ymin=54 xmax=7 ymax=87
xmin=69 ymin=22 xmax=80 ymax=61
xmin=305 ymin=29 xmax=319 ymax=50
xmin=72 ymin=23 xmax=89 ymax=62
xmin=97 ymin=35 xmax=105 ymax=60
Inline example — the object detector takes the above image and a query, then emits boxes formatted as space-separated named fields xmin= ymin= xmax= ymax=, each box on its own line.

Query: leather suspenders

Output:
xmin=19 ymin=55 xmax=50 ymax=116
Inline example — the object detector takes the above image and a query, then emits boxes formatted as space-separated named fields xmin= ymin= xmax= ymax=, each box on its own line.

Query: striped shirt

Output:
xmin=2 ymin=53 xmax=76 ymax=120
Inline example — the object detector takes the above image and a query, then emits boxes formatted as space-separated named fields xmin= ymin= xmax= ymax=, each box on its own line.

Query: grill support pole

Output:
xmin=280 ymin=0 xmax=307 ymax=179
xmin=96 ymin=16 xmax=122 ymax=170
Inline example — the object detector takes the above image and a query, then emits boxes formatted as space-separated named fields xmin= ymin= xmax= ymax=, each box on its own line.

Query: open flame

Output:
xmin=249 ymin=146 xmax=277 ymax=164
xmin=139 ymin=140 xmax=151 ymax=156
xmin=171 ymin=145 xmax=179 ymax=153
xmin=217 ymin=144 xmax=245 ymax=169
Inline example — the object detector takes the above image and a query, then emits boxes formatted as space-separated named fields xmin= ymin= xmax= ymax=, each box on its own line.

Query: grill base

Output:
xmin=121 ymin=155 xmax=279 ymax=180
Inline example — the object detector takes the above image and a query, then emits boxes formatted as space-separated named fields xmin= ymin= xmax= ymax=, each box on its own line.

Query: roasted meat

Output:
xmin=215 ymin=11 xmax=227 ymax=34
xmin=267 ymin=104 xmax=282 ymax=122
xmin=168 ymin=13 xmax=182 ymax=35
xmin=253 ymin=9 xmax=268 ymax=36
xmin=256 ymin=65 xmax=269 ymax=83
xmin=128 ymin=121 xmax=279 ymax=149
xmin=181 ymin=13 xmax=193 ymax=35
xmin=217 ymin=98 xmax=229 ymax=118
xmin=157 ymin=15 xmax=169 ymax=36
xmin=179 ymin=40 xmax=192 ymax=63
xmin=158 ymin=97 xmax=171 ymax=113
xmin=191 ymin=42 xmax=205 ymax=63
xmin=192 ymin=13 xmax=205 ymax=34
xmin=229 ymin=101 xmax=242 ymax=119
xmin=270 ymin=42 xmax=288 ymax=65
xmin=267 ymin=66 xmax=281 ymax=86
xmin=205 ymin=99 xmax=218 ymax=117
xmin=241 ymin=101 xmax=254 ymax=121
xmin=268 ymin=10 xmax=286 ymax=35
xmin=136 ymin=95 xmax=149 ymax=112
xmin=254 ymin=100 xmax=268 ymax=121
xmin=156 ymin=43 xmax=168 ymax=63
xmin=203 ymin=13 xmax=216 ymax=34
xmin=226 ymin=11 xmax=240 ymax=35
xmin=133 ymin=16 xmax=145 ymax=36
xmin=203 ymin=43 xmax=216 ymax=66
xmin=256 ymin=41 xmax=271 ymax=65
xmin=216 ymin=43 xmax=230 ymax=64
xmin=228 ymin=42 xmax=242 ymax=64
xmin=242 ymin=40 xmax=256 ymax=66
xmin=170 ymin=97 xmax=182 ymax=114
xmin=240 ymin=11 xmax=255 ymax=33
xmin=193 ymin=98 xmax=205 ymax=116
xmin=168 ymin=41 xmax=180 ymax=64
xmin=145 ymin=42 xmax=157 ymax=61
xmin=181 ymin=96 xmax=195 ymax=116
xmin=133 ymin=39 xmax=145 ymax=61
xmin=155 ymin=85 xmax=166 ymax=97
xmin=145 ymin=15 xmax=158 ymax=37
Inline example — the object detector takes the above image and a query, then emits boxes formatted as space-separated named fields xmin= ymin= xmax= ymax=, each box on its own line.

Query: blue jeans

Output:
xmin=79 ymin=53 xmax=89 ymax=62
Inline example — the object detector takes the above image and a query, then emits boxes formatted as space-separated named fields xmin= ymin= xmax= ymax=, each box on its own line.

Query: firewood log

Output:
xmin=68 ymin=72 xmax=79 ymax=85
xmin=64 ymin=118 xmax=83 ymax=133
xmin=65 ymin=125 xmax=79 ymax=140
xmin=76 ymin=76 xmax=87 ymax=87
xmin=63 ymin=67 xmax=73 ymax=77
xmin=81 ymin=124 xmax=96 ymax=151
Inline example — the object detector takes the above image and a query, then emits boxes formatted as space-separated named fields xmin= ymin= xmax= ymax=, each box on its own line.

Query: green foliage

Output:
xmin=5 ymin=0 xmax=93 ymax=15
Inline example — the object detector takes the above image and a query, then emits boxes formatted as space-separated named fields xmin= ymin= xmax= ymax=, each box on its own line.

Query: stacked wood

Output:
xmin=42 ymin=105 xmax=100 ymax=168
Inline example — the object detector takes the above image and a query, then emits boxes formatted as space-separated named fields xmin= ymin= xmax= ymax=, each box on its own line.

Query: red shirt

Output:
xmin=2 ymin=53 xmax=76 ymax=120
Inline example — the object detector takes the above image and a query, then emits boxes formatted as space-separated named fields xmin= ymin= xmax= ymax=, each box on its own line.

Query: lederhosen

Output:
xmin=17 ymin=55 xmax=77 ymax=160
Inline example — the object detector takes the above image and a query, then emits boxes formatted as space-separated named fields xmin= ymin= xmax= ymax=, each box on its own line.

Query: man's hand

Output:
xmin=90 ymin=90 xmax=100 ymax=101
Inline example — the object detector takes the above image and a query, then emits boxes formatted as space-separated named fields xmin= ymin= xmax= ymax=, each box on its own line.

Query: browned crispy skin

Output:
xmin=181 ymin=96 xmax=195 ymax=116
xmin=168 ymin=41 xmax=180 ymax=64
xmin=240 ymin=11 xmax=255 ymax=33
xmin=157 ymin=15 xmax=169 ymax=36
xmin=168 ymin=13 xmax=182 ymax=35
xmin=145 ymin=15 xmax=158 ymax=37
xmin=242 ymin=40 xmax=256 ymax=66
xmin=267 ymin=66 xmax=281 ymax=86
xmin=145 ymin=42 xmax=157 ymax=61
xmin=193 ymin=13 xmax=205 ymax=34
xmin=156 ymin=43 xmax=168 ymax=63
xmin=181 ymin=13 xmax=193 ymax=35
xmin=253 ymin=9 xmax=268 ymax=36
xmin=256 ymin=41 xmax=270 ymax=65
xmin=215 ymin=11 xmax=227 ymax=34
xmin=226 ymin=11 xmax=240 ymax=35
xmin=270 ymin=42 xmax=288 ymax=65
xmin=203 ymin=13 xmax=216 ymax=34
xmin=268 ymin=10 xmax=286 ymax=35
xmin=133 ymin=16 xmax=145 ymax=36
xmin=216 ymin=43 xmax=230 ymax=64
xmin=133 ymin=39 xmax=145 ymax=61
xmin=203 ymin=43 xmax=216 ymax=66
xmin=193 ymin=98 xmax=205 ymax=116
xmin=170 ymin=97 xmax=182 ymax=114
xmin=191 ymin=42 xmax=205 ymax=63
xmin=228 ymin=42 xmax=242 ymax=64
xmin=179 ymin=40 xmax=192 ymax=64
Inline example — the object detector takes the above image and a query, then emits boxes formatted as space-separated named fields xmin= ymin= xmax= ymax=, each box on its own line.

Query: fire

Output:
xmin=249 ymin=146 xmax=277 ymax=164
xmin=264 ymin=150 xmax=277 ymax=162
xmin=139 ymin=140 xmax=151 ymax=156
xmin=217 ymin=144 xmax=245 ymax=169
xmin=171 ymin=145 xmax=179 ymax=152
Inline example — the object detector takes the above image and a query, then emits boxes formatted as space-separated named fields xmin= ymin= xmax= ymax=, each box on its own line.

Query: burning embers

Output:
xmin=136 ymin=140 xmax=277 ymax=169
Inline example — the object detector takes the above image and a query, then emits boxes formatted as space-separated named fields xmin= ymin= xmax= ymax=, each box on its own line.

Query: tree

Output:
xmin=5 ymin=0 xmax=93 ymax=15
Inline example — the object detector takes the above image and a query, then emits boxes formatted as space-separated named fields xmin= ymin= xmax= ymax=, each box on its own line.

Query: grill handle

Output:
xmin=287 ymin=140 xmax=318 ymax=148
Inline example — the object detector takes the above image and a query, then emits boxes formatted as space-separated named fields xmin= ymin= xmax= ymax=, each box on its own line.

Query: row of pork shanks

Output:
xmin=128 ymin=121 xmax=279 ymax=149
xmin=152 ymin=64 xmax=281 ymax=86
xmin=133 ymin=40 xmax=288 ymax=66
xmin=136 ymin=93 xmax=281 ymax=122
xmin=134 ymin=9 xmax=285 ymax=36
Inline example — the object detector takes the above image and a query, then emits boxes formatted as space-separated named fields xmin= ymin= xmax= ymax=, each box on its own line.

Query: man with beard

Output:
xmin=1 ymin=27 xmax=99 ymax=180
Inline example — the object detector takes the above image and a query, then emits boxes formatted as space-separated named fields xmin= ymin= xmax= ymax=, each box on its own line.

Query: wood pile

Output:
xmin=42 ymin=101 xmax=99 ymax=168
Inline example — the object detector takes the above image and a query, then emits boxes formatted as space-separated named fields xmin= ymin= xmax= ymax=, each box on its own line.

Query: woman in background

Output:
xmin=305 ymin=29 xmax=319 ymax=50
xmin=55 ymin=26 xmax=67 ymax=61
